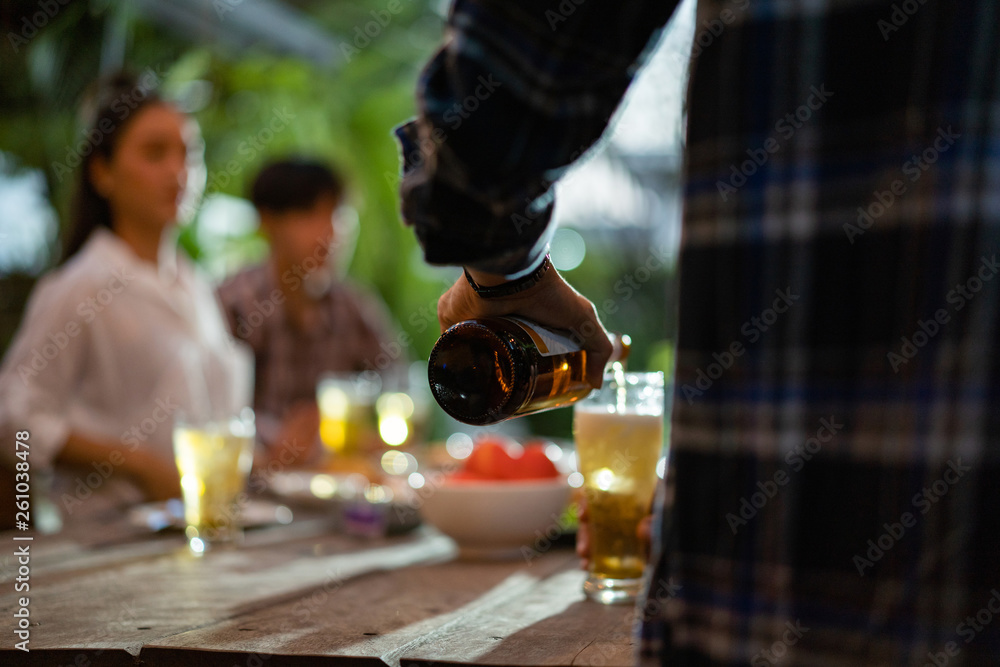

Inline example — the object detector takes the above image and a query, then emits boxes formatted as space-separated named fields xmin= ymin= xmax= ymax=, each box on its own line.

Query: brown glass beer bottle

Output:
xmin=428 ymin=317 xmax=629 ymax=425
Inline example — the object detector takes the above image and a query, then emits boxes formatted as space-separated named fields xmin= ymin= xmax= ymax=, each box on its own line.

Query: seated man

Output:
xmin=218 ymin=159 xmax=402 ymax=465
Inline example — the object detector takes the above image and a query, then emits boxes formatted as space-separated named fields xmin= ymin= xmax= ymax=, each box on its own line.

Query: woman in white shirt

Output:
xmin=0 ymin=73 xmax=247 ymax=515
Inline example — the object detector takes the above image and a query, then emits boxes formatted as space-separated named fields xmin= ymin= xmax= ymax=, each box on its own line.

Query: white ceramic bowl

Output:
xmin=419 ymin=477 xmax=573 ymax=558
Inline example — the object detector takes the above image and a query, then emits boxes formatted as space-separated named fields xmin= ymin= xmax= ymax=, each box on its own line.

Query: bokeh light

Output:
xmin=309 ymin=474 xmax=338 ymax=499
xmin=446 ymin=433 xmax=474 ymax=459
xmin=381 ymin=450 xmax=409 ymax=475
xmin=656 ymin=456 xmax=667 ymax=479
xmin=377 ymin=392 xmax=415 ymax=446
xmin=550 ymin=227 xmax=586 ymax=271
xmin=594 ymin=468 xmax=615 ymax=491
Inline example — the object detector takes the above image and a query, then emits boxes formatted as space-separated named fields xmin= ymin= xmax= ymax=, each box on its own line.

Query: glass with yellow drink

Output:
xmin=173 ymin=408 xmax=255 ymax=554
xmin=573 ymin=371 xmax=664 ymax=604
xmin=317 ymin=373 xmax=380 ymax=460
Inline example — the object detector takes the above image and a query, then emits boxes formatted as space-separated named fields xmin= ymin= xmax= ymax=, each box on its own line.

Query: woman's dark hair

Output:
xmin=250 ymin=159 xmax=345 ymax=214
xmin=61 ymin=71 xmax=166 ymax=263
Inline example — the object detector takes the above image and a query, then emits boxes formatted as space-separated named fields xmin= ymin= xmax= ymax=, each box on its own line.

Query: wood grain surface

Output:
xmin=0 ymin=511 xmax=635 ymax=666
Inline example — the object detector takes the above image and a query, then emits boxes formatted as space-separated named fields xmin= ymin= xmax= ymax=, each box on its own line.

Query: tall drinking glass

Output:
xmin=172 ymin=341 xmax=256 ymax=555
xmin=573 ymin=371 xmax=664 ymax=604
xmin=173 ymin=408 xmax=256 ymax=554
xmin=317 ymin=373 xmax=380 ymax=459
xmin=374 ymin=362 xmax=432 ymax=448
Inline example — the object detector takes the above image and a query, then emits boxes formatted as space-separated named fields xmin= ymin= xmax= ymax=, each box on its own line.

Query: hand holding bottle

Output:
xmin=437 ymin=262 xmax=614 ymax=389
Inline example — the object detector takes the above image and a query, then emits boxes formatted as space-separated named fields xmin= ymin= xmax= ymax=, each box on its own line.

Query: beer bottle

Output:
xmin=428 ymin=316 xmax=629 ymax=425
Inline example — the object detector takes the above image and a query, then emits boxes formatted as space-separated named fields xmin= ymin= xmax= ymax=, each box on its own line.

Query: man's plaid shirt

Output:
xmin=397 ymin=0 xmax=1000 ymax=663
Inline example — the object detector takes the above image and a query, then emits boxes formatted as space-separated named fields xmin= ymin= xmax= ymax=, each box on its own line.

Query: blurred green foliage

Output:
xmin=2 ymin=0 xmax=450 ymax=353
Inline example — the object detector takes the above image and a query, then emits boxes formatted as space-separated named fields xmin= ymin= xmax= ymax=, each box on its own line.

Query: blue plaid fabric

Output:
xmin=397 ymin=0 xmax=1000 ymax=664
xmin=396 ymin=0 xmax=677 ymax=276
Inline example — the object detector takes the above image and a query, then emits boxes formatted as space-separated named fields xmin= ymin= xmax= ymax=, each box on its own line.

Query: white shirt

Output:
xmin=0 ymin=228 xmax=251 ymax=474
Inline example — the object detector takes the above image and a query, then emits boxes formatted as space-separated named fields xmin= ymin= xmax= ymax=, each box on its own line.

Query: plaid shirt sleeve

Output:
xmin=395 ymin=0 xmax=679 ymax=276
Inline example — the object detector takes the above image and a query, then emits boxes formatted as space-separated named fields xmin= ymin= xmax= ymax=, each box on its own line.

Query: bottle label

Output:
xmin=508 ymin=317 xmax=579 ymax=357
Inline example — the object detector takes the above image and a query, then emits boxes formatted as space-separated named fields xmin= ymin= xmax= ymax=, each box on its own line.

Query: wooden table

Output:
xmin=0 ymin=504 xmax=636 ymax=666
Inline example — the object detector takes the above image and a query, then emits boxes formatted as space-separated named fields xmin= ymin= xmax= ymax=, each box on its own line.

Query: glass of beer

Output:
xmin=173 ymin=408 xmax=256 ymax=555
xmin=573 ymin=371 xmax=664 ymax=604
xmin=317 ymin=373 xmax=380 ymax=459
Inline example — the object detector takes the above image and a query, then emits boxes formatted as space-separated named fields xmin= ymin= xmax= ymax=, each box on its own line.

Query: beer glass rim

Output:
xmin=173 ymin=407 xmax=256 ymax=438
xmin=576 ymin=370 xmax=665 ymax=413
xmin=316 ymin=371 xmax=382 ymax=399
xmin=604 ymin=371 xmax=664 ymax=386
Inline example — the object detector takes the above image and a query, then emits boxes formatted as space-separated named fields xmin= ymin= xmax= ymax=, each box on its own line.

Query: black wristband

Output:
xmin=463 ymin=254 xmax=551 ymax=299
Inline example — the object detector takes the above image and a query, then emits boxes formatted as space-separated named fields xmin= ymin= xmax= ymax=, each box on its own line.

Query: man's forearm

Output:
xmin=397 ymin=0 xmax=679 ymax=274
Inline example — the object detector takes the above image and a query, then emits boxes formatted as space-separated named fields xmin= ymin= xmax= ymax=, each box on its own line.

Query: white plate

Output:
xmin=128 ymin=499 xmax=293 ymax=532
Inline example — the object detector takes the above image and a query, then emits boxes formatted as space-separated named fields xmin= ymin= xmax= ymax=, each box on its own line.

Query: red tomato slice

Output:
xmin=463 ymin=441 xmax=516 ymax=479
xmin=509 ymin=444 xmax=560 ymax=479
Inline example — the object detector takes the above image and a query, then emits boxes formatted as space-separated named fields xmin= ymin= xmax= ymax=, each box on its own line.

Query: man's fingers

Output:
xmin=583 ymin=325 xmax=614 ymax=388
xmin=638 ymin=515 xmax=653 ymax=560
xmin=575 ymin=496 xmax=590 ymax=569
xmin=545 ymin=294 xmax=611 ymax=388
xmin=576 ymin=521 xmax=589 ymax=557
xmin=437 ymin=277 xmax=470 ymax=333
xmin=638 ymin=515 xmax=652 ymax=540
xmin=576 ymin=520 xmax=590 ymax=570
